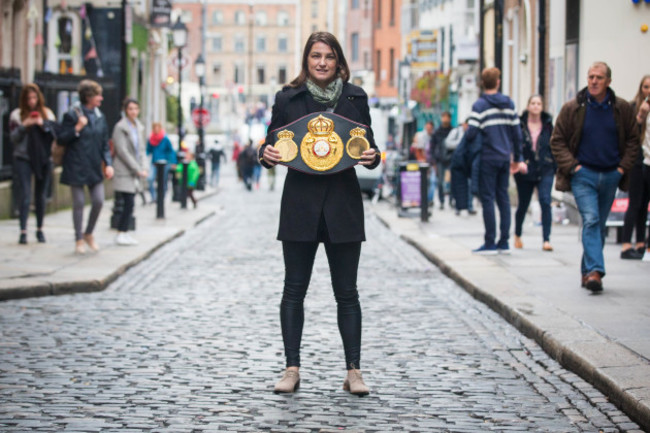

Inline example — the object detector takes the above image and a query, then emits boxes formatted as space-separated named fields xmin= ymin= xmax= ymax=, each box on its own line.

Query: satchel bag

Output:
xmin=51 ymin=140 xmax=65 ymax=166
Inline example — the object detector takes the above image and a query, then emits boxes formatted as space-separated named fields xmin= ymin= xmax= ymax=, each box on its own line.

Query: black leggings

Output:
xmin=621 ymin=163 xmax=650 ymax=245
xmin=14 ymin=158 xmax=49 ymax=231
xmin=281 ymin=240 xmax=362 ymax=370
xmin=117 ymin=192 xmax=135 ymax=232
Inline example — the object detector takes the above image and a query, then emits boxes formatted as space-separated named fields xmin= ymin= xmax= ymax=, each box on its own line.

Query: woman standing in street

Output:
xmin=112 ymin=98 xmax=148 ymax=246
xmin=9 ymin=84 xmax=56 ymax=244
xmin=513 ymin=95 xmax=556 ymax=251
xmin=57 ymin=80 xmax=113 ymax=254
xmin=146 ymin=122 xmax=176 ymax=203
xmin=259 ymin=32 xmax=380 ymax=396
xmin=620 ymin=75 xmax=650 ymax=259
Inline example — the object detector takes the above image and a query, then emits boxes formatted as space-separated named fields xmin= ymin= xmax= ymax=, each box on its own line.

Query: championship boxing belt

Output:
xmin=269 ymin=112 xmax=371 ymax=175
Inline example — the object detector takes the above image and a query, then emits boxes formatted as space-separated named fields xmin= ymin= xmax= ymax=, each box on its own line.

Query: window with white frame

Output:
xmin=255 ymin=11 xmax=267 ymax=26
xmin=278 ymin=34 xmax=288 ymax=53
xmin=277 ymin=11 xmax=289 ymax=26
xmin=212 ymin=10 xmax=223 ymax=25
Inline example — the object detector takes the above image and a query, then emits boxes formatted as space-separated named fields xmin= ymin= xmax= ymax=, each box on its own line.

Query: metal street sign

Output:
xmin=192 ymin=107 xmax=210 ymax=128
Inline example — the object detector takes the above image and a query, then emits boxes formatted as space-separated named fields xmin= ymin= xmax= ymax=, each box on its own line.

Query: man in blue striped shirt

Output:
xmin=466 ymin=67 xmax=527 ymax=255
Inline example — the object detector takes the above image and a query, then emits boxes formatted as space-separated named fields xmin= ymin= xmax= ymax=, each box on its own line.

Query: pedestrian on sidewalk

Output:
xmin=237 ymin=140 xmax=256 ymax=191
xmin=207 ymin=142 xmax=226 ymax=188
xmin=513 ymin=95 xmax=556 ymax=252
xmin=466 ymin=67 xmax=527 ymax=255
xmin=175 ymin=151 xmax=199 ymax=208
xmin=111 ymin=98 xmax=148 ymax=246
xmin=259 ymin=31 xmax=380 ymax=396
xmin=146 ymin=122 xmax=177 ymax=203
xmin=620 ymin=75 xmax=650 ymax=260
xmin=449 ymin=119 xmax=479 ymax=215
xmin=57 ymin=80 xmax=114 ymax=254
xmin=551 ymin=62 xmax=639 ymax=292
xmin=430 ymin=112 xmax=454 ymax=209
xmin=9 ymin=83 xmax=56 ymax=245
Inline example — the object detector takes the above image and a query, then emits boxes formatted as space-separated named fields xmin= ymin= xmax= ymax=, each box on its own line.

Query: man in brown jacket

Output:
xmin=550 ymin=62 xmax=638 ymax=293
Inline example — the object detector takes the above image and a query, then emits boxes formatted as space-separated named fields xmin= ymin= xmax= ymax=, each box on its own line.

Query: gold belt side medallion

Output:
xmin=346 ymin=127 xmax=370 ymax=159
xmin=274 ymin=130 xmax=298 ymax=162
xmin=300 ymin=115 xmax=343 ymax=172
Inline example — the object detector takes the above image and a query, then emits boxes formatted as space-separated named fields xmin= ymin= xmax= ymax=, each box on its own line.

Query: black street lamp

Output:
xmin=172 ymin=16 xmax=188 ymax=207
xmin=195 ymin=53 xmax=207 ymax=191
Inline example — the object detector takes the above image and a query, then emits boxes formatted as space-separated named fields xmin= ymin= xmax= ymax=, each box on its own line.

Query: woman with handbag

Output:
xmin=112 ymin=98 xmax=148 ymax=246
xmin=57 ymin=80 xmax=114 ymax=254
xmin=513 ymin=95 xmax=556 ymax=251
xmin=9 ymin=83 xmax=56 ymax=244
xmin=260 ymin=32 xmax=380 ymax=396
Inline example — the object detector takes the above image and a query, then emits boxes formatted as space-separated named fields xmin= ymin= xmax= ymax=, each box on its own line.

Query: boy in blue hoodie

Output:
xmin=465 ymin=67 xmax=527 ymax=254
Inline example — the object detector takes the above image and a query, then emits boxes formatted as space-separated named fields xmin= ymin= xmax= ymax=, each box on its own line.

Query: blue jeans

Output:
xmin=428 ymin=167 xmax=437 ymax=204
xmin=515 ymin=173 xmax=554 ymax=242
xmin=570 ymin=167 xmax=622 ymax=276
xmin=210 ymin=162 xmax=221 ymax=187
xmin=479 ymin=159 xmax=511 ymax=248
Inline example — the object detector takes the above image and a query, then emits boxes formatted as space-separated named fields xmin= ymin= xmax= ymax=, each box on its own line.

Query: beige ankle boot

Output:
xmin=274 ymin=369 xmax=300 ymax=393
xmin=343 ymin=368 xmax=369 ymax=396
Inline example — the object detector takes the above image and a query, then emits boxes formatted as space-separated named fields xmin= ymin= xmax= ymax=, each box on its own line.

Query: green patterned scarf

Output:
xmin=306 ymin=78 xmax=343 ymax=109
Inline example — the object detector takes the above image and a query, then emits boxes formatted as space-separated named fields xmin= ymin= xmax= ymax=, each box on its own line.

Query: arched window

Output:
xmin=46 ymin=11 xmax=82 ymax=75
xmin=255 ymin=11 xmax=267 ymax=26
xmin=277 ymin=11 xmax=289 ymax=26
xmin=234 ymin=10 xmax=246 ymax=25
xmin=212 ymin=10 xmax=223 ymax=25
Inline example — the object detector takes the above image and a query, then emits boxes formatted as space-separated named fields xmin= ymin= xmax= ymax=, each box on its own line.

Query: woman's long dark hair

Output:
xmin=289 ymin=32 xmax=350 ymax=88
xmin=18 ymin=83 xmax=48 ymax=121
xmin=633 ymin=75 xmax=650 ymax=139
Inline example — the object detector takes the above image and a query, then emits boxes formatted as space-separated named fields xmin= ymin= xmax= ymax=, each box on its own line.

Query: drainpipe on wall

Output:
xmin=538 ymin=0 xmax=546 ymax=100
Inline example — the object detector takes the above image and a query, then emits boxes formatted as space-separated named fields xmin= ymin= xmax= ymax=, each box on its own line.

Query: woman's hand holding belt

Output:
xmin=358 ymin=149 xmax=379 ymax=166
xmin=262 ymin=145 xmax=281 ymax=167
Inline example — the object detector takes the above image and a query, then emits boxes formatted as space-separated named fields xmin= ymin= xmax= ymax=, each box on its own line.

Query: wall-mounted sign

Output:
xmin=151 ymin=0 xmax=172 ymax=28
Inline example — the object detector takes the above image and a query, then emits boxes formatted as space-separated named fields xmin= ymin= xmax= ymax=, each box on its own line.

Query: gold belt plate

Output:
xmin=300 ymin=115 xmax=343 ymax=172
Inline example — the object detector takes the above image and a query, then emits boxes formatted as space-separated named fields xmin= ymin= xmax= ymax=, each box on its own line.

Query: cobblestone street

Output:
xmin=0 ymin=170 xmax=642 ymax=432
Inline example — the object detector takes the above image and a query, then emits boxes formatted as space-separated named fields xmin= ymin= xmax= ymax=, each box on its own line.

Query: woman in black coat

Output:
xmin=57 ymin=80 xmax=114 ymax=254
xmin=260 ymin=32 xmax=380 ymax=396
xmin=514 ymin=95 xmax=556 ymax=252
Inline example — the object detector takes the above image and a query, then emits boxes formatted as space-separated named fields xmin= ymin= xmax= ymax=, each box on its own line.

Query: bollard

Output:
xmin=419 ymin=163 xmax=429 ymax=222
xmin=155 ymin=160 xmax=167 ymax=219
xmin=180 ymin=161 xmax=189 ymax=209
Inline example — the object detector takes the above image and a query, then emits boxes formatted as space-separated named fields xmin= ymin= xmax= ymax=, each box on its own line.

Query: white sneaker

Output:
xmin=115 ymin=232 xmax=138 ymax=246
xmin=123 ymin=233 xmax=139 ymax=245
xmin=643 ymin=250 xmax=650 ymax=262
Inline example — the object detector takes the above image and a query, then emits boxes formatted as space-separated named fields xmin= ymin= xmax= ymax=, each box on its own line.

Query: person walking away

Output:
xmin=449 ymin=119 xmax=478 ymax=215
xmin=238 ymin=140 xmax=256 ymax=191
xmin=260 ymin=31 xmax=380 ymax=396
xmin=111 ymin=98 xmax=148 ymax=246
xmin=513 ymin=95 xmax=556 ymax=252
xmin=9 ymin=83 xmax=56 ymax=244
xmin=466 ymin=67 xmax=527 ymax=255
xmin=430 ymin=112 xmax=453 ymax=209
xmin=146 ymin=122 xmax=177 ymax=203
xmin=550 ymin=62 xmax=638 ymax=292
xmin=57 ymin=79 xmax=114 ymax=254
xmin=175 ymin=152 xmax=200 ymax=208
xmin=208 ymin=142 xmax=226 ymax=187
xmin=620 ymin=75 xmax=650 ymax=260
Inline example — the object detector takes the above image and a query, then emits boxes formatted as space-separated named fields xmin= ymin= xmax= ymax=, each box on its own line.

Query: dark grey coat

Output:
xmin=57 ymin=104 xmax=112 ymax=187
xmin=260 ymin=82 xmax=380 ymax=243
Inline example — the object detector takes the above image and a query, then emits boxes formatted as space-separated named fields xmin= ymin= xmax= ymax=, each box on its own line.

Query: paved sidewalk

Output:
xmin=371 ymin=199 xmax=650 ymax=430
xmin=0 ymin=189 xmax=219 ymax=301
